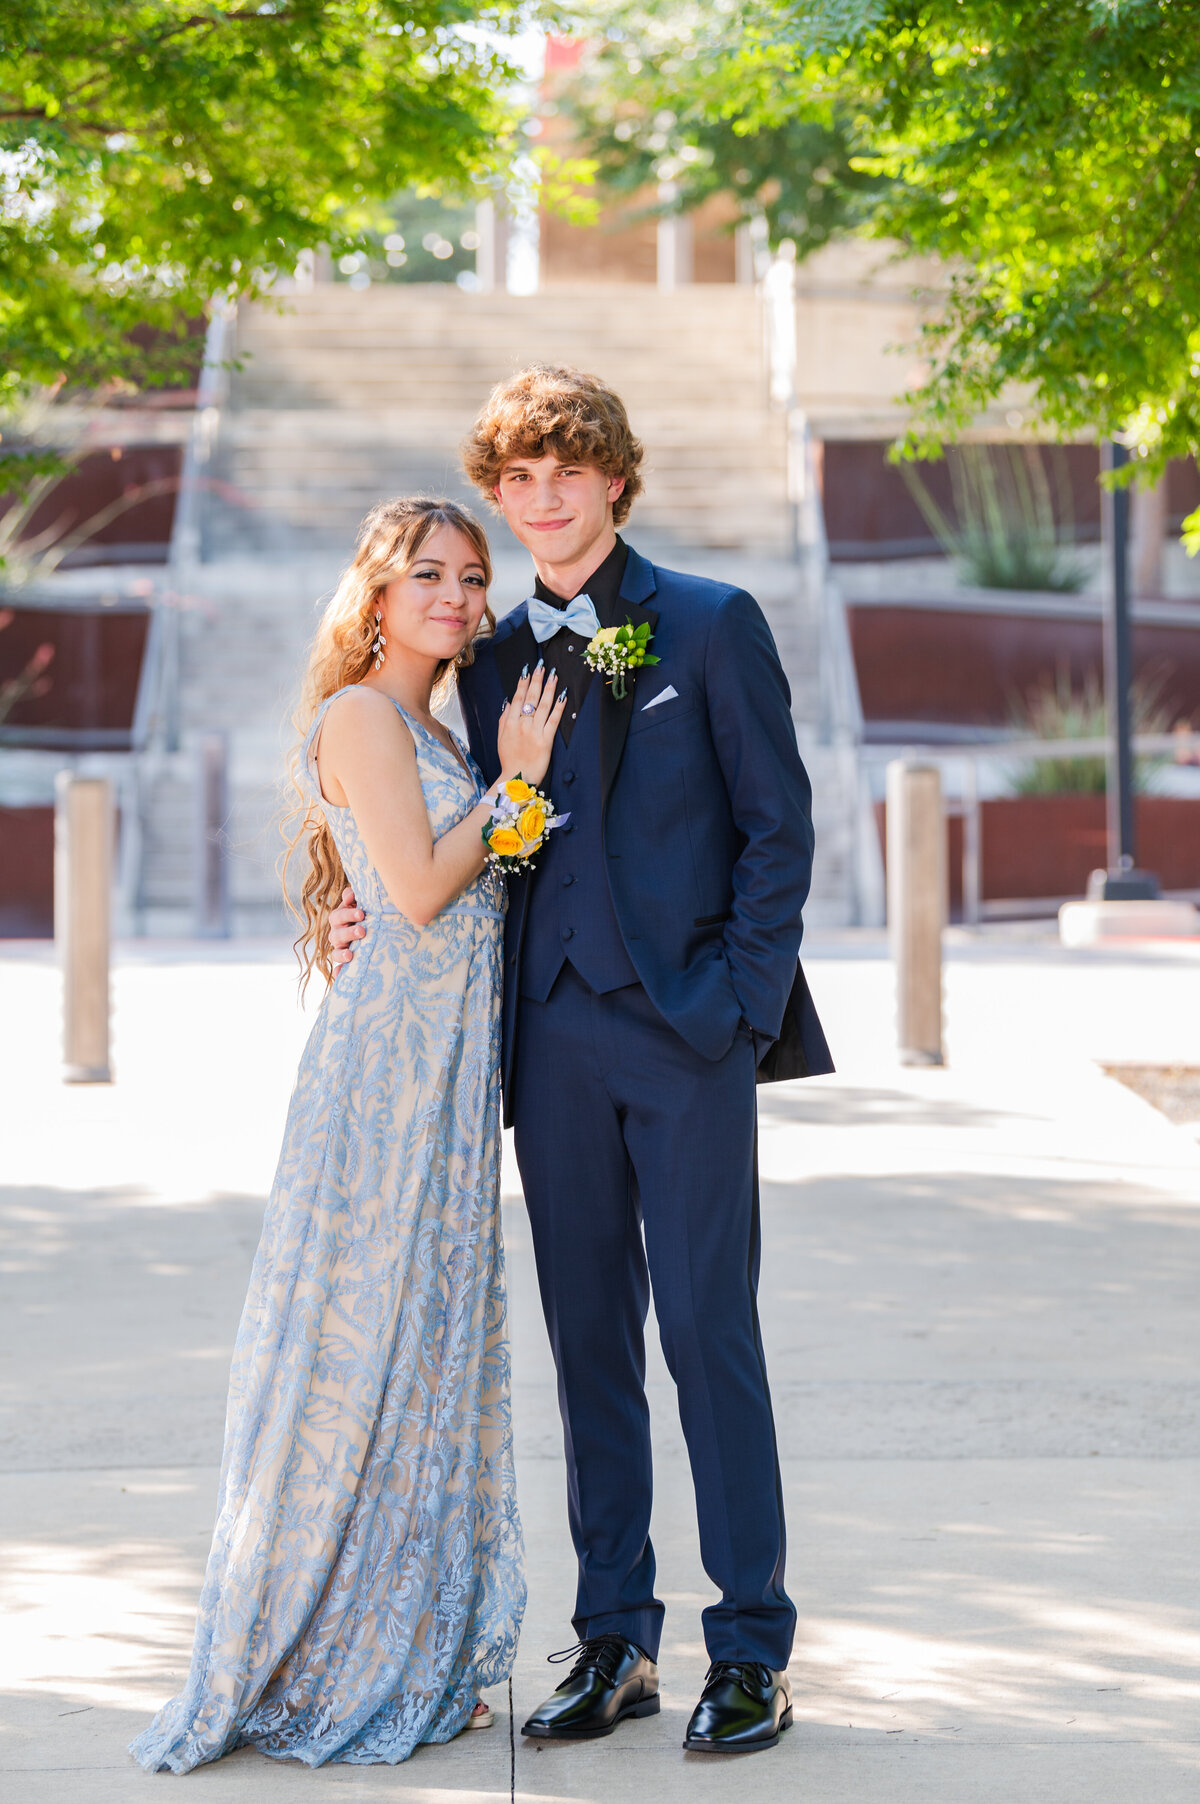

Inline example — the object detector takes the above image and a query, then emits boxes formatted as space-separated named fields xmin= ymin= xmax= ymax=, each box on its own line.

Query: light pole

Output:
xmin=1088 ymin=440 xmax=1160 ymax=902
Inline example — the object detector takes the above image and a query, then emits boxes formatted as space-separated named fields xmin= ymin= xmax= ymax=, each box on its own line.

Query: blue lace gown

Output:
xmin=131 ymin=690 xmax=524 ymax=1771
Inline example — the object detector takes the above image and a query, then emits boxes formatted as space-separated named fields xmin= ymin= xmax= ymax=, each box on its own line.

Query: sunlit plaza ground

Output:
xmin=2 ymin=927 xmax=1199 ymax=1802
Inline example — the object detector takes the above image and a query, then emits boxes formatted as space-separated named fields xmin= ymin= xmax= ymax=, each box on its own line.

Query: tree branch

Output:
xmin=1087 ymin=168 xmax=1199 ymax=306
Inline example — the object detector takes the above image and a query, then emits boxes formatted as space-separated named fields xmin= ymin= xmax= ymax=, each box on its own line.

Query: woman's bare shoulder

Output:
xmin=322 ymin=685 xmax=410 ymax=740
xmin=317 ymin=689 xmax=418 ymax=791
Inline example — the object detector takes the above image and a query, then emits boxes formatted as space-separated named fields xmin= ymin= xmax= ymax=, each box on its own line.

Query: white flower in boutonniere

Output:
xmin=582 ymin=619 xmax=660 ymax=701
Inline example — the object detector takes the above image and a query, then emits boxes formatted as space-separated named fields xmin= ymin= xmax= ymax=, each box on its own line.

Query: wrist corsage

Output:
xmin=482 ymin=776 xmax=569 ymax=872
xmin=583 ymin=619 xmax=659 ymax=700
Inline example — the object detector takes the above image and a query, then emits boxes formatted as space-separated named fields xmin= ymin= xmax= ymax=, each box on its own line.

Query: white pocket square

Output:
xmin=641 ymin=684 xmax=678 ymax=711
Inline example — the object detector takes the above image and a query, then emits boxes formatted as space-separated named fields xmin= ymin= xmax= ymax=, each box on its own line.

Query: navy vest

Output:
xmin=520 ymin=676 xmax=639 ymax=1001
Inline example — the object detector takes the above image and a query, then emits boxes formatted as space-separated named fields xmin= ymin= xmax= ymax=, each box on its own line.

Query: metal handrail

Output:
xmin=877 ymin=731 xmax=1200 ymax=924
xmin=863 ymin=731 xmax=1200 ymax=763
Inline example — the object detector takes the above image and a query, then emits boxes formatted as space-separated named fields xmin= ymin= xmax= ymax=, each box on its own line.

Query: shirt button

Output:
xmin=567 ymin=643 xmax=575 ymax=652
xmin=561 ymin=926 xmax=574 ymax=941
xmin=571 ymin=711 xmax=577 ymax=720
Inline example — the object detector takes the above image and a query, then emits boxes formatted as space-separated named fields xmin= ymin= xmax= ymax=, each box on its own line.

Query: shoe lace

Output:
xmin=547 ymin=1634 xmax=630 ymax=1686
xmin=705 ymin=1659 xmax=773 ymax=1693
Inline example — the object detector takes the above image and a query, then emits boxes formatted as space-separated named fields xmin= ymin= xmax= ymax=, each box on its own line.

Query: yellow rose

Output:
xmin=488 ymin=827 xmax=524 ymax=857
xmin=518 ymin=802 xmax=546 ymax=843
xmin=504 ymin=778 xmax=534 ymax=802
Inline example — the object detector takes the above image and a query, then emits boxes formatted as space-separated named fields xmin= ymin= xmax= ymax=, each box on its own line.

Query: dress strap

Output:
xmin=298 ymin=686 xmax=363 ymax=802
xmin=302 ymin=686 xmax=361 ymax=751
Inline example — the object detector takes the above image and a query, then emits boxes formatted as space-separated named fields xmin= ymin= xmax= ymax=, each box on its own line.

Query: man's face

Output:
xmin=494 ymin=453 xmax=625 ymax=574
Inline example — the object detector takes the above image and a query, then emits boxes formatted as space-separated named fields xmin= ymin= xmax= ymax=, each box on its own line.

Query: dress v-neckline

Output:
xmin=394 ymin=701 xmax=477 ymax=788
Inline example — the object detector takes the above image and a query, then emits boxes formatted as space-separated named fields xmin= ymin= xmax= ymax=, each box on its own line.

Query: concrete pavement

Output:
xmin=1 ymin=928 xmax=1198 ymax=1801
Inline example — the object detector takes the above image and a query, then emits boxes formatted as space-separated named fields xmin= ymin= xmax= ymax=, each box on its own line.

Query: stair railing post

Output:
xmin=55 ymin=772 xmax=113 ymax=1084
xmin=887 ymin=760 xmax=945 ymax=1066
xmin=195 ymin=730 xmax=232 ymax=938
xmin=962 ymin=756 xmax=982 ymax=927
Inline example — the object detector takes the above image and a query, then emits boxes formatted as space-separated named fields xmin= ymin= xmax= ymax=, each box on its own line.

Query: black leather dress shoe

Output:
xmin=683 ymin=1661 xmax=793 ymax=1752
xmin=521 ymin=1635 xmax=660 ymax=1740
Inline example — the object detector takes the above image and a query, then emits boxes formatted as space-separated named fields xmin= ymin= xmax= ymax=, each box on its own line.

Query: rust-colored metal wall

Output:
xmin=0 ymin=443 xmax=182 ymax=564
xmin=849 ymin=605 xmax=1200 ymax=727
xmin=0 ymin=805 xmax=54 ymax=936
xmin=0 ymin=605 xmax=151 ymax=746
xmin=822 ymin=440 xmax=1200 ymax=561
xmin=878 ymin=795 xmax=1200 ymax=911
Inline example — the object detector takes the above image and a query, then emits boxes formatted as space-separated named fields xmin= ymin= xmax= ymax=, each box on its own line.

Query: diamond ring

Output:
xmin=521 ymin=702 xmax=535 ymax=715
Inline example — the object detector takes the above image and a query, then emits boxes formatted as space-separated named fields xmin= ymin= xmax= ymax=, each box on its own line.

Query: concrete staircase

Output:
xmin=137 ymin=284 xmax=872 ymax=933
xmin=208 ymin=285 xmax=789 ymax=558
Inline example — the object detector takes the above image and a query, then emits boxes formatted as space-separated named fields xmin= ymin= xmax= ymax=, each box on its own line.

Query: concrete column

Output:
xmin=764 ymin=242 xmax=798 ymax=410
xmin=55 ymin=773 xmax=113 ymax=1084
xmin=887 ymin=760 xmax=945 ymax=1066
xmin=734 ymin=221 xmax=757 ymax=285
xmin=1131 ymin=474 xmax=1168 ymax=599
xmin=195 ymin=731 xmax=232 ymax=939
xmin=657 ymin=187 xmax=693 ymax=290
xmin=475 ymin=198 xmax=510 ymax=293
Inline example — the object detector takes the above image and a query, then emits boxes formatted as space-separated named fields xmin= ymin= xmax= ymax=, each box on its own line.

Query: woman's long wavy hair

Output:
xmin=281 ymin=497 xmax=495 ymax=992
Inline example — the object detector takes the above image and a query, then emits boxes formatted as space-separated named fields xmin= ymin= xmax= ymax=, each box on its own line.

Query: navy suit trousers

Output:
xmin=511 ymin=963 xmax=795 ymax=1669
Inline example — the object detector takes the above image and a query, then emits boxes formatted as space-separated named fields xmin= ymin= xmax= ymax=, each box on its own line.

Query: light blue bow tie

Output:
xmin=526 ymin=592 xmax=600 ymax=645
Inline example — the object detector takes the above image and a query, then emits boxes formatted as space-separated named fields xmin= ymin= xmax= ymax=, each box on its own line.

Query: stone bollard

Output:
xmin=55 ymin=772 xmax=113 ymax=1084
xmin=887 ymin=760 xmax=945 ymax=1066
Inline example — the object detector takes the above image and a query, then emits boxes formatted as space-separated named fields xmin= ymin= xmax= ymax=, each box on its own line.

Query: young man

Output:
xmin=331 ymin=365 xmax=833 ymax=1753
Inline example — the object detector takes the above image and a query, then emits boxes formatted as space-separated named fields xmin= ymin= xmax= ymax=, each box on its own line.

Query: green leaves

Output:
xmin=615 ymin=619 xmax=660 ymax=666
xmin=0 ymin=1 xmax=522 ymax=393
xmin=577 ymin=0 xmax=1200 ymax=470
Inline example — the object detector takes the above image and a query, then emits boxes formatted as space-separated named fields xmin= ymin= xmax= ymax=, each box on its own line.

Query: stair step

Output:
xmin=134 ymin=284 xmax=861 ymax=926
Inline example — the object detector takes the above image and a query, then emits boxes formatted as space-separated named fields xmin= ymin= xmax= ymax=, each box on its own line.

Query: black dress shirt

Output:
xmin=531 ymin=536 xmax=629 ymax=746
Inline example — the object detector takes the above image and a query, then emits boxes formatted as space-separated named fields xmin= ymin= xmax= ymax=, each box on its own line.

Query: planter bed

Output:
xmin=876 ymin=793 xmax=1200 ymax=914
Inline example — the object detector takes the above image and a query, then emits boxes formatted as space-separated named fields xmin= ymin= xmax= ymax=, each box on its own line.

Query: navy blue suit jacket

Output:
xmin=458 ymin=545 xmax=834 ymax=1119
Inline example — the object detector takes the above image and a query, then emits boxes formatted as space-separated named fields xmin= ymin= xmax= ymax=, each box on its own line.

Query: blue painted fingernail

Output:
xmin=521 ymin=663 xmax=529 ymax=677
xmin=536 ymin=657 xmax=544 ymax=670
xmin=549 ymin=667 xmax=556 ymax=677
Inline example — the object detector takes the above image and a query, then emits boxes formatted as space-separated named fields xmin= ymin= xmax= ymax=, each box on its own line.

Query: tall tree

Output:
xmin=1 ymin=1 xmax=518 ymax=405
xmin=571 ymin=0 xmax=1200 ymax=475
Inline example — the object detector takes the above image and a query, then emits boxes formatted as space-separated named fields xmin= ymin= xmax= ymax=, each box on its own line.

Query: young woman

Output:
xmin=131 ymin=497 xmax=566 ymax=1772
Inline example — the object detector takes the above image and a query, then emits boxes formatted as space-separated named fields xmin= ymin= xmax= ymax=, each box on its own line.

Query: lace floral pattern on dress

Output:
xmin=130 ymin=689 xmax=523 ymax=1771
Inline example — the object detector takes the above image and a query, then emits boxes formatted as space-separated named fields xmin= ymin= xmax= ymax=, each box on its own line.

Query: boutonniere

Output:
xmin=583 ymin=619 xmax=660 ymax=700
xmin=482 ymin=776 xmax=570 ymax=872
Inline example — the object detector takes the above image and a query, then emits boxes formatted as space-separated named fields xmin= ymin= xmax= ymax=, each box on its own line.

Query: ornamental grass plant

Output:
xmin=903 ymin=443 xmax=1086 ymax=594
xmin=1007 ymin=663 xmax=1176 ymax=795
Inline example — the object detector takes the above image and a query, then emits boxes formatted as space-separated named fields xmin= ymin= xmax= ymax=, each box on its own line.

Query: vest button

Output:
xmin=561 ymin=926 xmax=574 ymax=940
xmin=562 ymin=771 xmax=576 ymax=785
xmin=562 ymin=874 xmax=575 ymax=887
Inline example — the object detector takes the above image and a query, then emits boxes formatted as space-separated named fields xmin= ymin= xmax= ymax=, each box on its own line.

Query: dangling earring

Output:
xmin=371 ymin=610 xmax=385 ymax=669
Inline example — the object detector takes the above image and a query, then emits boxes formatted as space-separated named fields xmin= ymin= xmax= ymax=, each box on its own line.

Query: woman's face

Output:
xmin=376 ymin=524 xmax=489 ymax=668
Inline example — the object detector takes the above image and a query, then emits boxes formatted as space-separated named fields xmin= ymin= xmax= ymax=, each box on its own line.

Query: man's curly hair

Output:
xmin=461 ymin=364 xmax=644 ymax=527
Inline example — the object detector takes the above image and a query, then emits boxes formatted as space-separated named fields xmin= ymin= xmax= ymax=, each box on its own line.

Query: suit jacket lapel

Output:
xmin=492 ymin=608 xmax=538 ymax=703
xmin=599 ymin=551 xmax=658 ymax=812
